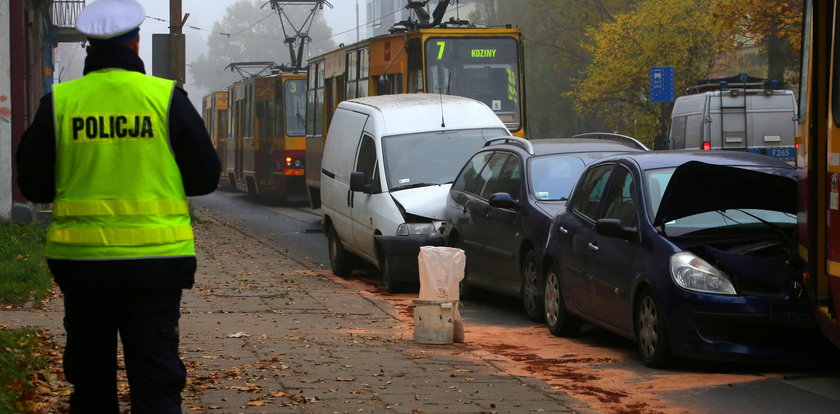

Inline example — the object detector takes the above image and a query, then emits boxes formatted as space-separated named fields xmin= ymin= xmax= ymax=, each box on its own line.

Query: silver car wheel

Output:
xmin=638 ymin=296 xmax=658 ymax=359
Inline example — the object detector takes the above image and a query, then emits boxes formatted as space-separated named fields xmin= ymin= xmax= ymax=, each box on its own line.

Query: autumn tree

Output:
xmin=571 ymin=0 xmax=727 ymax=144
xmin=711 ymin=0 xmax=803 ymax=82
xmin=190 ymin=0 xmax=335 ymax=93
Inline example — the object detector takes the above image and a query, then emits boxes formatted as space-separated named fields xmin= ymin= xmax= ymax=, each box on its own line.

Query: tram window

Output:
xmin=347 ymin=51 xmax=358 ymax=99
xmin=358 ymin=79 xmax=369 ymax=98
xmin=285 ymin=79 xmax=306 ymax=137
xmin=218 ymin=110 xmax=228 ymax=138
xmin=315 ymin=88 xmax=324 ymax=136
xmin=245 ymin=85 xmax=253 ymax=138
xmin=376 ymin=74 xmax=403 ymax=95
xmin=359 ymin=48 xmax=370 ymax=98
xmin=360 ymin=49 xmax=369 ymax=79
xmin=407 ymin=38 xmax=423 ymax=93
xmin=307 ymin=65 xmax=316 ymax=135
xmin=424 ymin=37 xmax=521 ymax=130
xmin=306 ymin=61 xmax=324 ymax=137
xmin=257 ymin=101 xmax=275 ymax=138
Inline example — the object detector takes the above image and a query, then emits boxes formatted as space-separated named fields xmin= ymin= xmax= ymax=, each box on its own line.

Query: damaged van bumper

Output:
xmin=375 ymin=234 xmax=445 ymax=284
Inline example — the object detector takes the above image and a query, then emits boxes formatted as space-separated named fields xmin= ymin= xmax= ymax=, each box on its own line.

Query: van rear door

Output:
xmin=746 ymin=94 xmax=796 ymax=161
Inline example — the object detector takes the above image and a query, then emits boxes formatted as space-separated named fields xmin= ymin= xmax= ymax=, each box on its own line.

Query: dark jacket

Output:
xmin=16 ymin=44 xmax=221 ymax=290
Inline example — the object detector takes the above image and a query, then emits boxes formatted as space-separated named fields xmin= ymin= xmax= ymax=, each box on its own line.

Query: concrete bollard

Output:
xmin=412 ymin=299 xmax=457 ymax=344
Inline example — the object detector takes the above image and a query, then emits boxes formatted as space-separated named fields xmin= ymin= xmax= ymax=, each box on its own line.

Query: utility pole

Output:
xmin=169 ymin=0 xmax=188 ymax=88
xmin=356 ymin=0 xmax=359 ymax=42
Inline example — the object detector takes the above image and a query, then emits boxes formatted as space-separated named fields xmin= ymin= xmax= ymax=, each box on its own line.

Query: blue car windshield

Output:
xmin=382 ymin=128 xmax=508 ymax=190
xmin=645 ymin=167 xmax=795 ymax=236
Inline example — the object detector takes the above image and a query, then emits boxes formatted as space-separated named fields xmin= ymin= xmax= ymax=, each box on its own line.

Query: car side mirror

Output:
xmin=350 ymin=171 xmax=372 ymax=193
xmin=488 ymin=192 xmax=519 ymax=210
xmin=595 ymin=218 xmax=636 ymax=240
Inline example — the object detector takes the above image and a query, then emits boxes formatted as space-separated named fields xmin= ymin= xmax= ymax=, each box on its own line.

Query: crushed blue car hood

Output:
xmin=653 ymin=161 xmax=796 ymax=226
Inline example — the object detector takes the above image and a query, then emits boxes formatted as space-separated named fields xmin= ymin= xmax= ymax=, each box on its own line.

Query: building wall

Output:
xmin=8 ymin=0 xmax=53 ymax=222
xmin=0 ymin=0 xmax=11 ymax=221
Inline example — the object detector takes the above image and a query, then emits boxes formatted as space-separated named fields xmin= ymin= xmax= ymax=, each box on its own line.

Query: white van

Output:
xmin=320 ymin=93 xmax=510 ymax=292
xmin=667 ymin=76 xmax=797 ymax=162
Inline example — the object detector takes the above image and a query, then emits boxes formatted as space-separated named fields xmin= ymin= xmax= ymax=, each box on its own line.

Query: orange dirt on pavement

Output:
xmin=338 ymin=277 xmax=776 ymax=414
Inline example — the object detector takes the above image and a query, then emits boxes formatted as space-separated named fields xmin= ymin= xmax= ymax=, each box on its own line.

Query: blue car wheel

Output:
xmin=544 ymin=264 xmax=581 ymax=337
xmin=635 ymin=288 xmax=673 ymax=368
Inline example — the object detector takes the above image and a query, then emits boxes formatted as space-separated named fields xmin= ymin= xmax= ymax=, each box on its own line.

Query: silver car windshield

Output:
xmin=382 ymin=128 xmax=508 ymax=191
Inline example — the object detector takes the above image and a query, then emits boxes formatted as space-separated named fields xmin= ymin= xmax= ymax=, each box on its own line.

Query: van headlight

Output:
xmin=396 ymin=223 xmax=436 ymax=236
xmin=670 ymin=252 xmax=736 ymax=295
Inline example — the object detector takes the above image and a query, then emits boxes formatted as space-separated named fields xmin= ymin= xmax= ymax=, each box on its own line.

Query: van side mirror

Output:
xmin=595 ymin=218 xmax=636 ymax=240
xmin=350 ymin=171 xmax=372 ymax=193
xmin=488 ymin=192 xmax=519 ymax=210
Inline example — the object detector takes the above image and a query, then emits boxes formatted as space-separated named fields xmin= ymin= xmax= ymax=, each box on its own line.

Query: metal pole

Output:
xmin=169 ymin=0 xmax=186 ymax=87
xmin=356 ymin=0 xmax=359 ymax=42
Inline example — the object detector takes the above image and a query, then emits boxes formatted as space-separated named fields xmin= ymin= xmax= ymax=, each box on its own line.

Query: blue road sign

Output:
xmin=650 ymin=66 xmax=675 ymax=102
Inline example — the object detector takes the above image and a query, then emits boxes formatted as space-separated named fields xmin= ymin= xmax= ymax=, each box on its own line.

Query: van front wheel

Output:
xmin=328 ymin=228 xmax=353 ymax=278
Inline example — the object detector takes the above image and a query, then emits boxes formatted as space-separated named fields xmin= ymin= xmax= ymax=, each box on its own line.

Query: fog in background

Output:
xmin=56 ymin=0 xmax=364 ymax=109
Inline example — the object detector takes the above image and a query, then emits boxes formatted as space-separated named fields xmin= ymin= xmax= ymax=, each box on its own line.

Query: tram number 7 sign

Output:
xmin=650 ymin=66 xmax=674 ymax=103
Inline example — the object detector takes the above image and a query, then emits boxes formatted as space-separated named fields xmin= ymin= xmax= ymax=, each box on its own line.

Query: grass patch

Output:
xmin=0 ymin=328 xmax=50 ymax=413
xmin=0 ymin=222 xmax=52 ymax=307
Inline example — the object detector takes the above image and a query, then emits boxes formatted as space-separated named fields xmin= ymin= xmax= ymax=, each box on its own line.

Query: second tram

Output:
xmin=202 ymin=90 xmax=230 ymax=182
xmin=217 ymin=72 xmax=308 ymax=201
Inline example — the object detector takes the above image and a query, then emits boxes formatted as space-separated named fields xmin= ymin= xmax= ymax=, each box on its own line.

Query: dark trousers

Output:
xmin=61 ymin=287 xmax=186 ymax=414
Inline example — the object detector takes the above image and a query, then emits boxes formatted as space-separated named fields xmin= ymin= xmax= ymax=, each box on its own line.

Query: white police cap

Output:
xmin=76 ymin=0 xmax=146 ymax=39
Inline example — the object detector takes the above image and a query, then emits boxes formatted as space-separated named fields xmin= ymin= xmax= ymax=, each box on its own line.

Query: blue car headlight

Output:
xmin=396 ymin=223 xmax=436 ymax=236
xmin=669 ymin=252 xmax=736 ymax=295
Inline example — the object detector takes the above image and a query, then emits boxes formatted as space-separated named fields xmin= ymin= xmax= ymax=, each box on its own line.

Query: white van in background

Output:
xmin=667 ymin=75 xmax=797 ymax=162
xmin=320 ymin=93 xmax=510 ymax=292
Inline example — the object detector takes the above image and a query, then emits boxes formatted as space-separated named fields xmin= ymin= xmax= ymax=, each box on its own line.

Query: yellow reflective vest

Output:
xmin=46 ymin=68 xmax=195 ymax=259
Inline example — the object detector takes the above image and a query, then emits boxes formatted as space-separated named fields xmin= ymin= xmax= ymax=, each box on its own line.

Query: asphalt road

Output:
xmin=192 ymin=189 xmax=840 ymax=413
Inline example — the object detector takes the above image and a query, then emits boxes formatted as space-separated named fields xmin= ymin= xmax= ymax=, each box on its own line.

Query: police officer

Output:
xmin=16 ymin=0 xmax=220 ymax=412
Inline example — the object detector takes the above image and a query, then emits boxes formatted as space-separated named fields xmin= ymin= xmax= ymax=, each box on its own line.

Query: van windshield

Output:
xmin=382 ymin=128 xmax=508 ymax=191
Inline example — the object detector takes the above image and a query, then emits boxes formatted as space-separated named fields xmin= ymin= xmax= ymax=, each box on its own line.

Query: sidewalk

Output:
xmin=4 ymin=206 xmax=588 ymax=414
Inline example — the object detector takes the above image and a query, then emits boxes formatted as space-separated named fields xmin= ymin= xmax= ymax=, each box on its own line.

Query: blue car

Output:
xmin=542 ymin=151 xmax=818 ymax=366
xmin=444 ymin=135 xmax=647 ymax=321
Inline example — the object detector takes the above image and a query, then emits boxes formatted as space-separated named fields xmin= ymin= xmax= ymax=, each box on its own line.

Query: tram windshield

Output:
xmin=425 ymin=37 xmax=521 ymax=132
xmin=285 ymin=79 xmax=307 ymax=137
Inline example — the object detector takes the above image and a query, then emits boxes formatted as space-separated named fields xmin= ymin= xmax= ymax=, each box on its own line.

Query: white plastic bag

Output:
xmin=417 ymin=246 xmax=466 ymax=342
xmin=418 ymin=246 xmax=465 ymax=300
